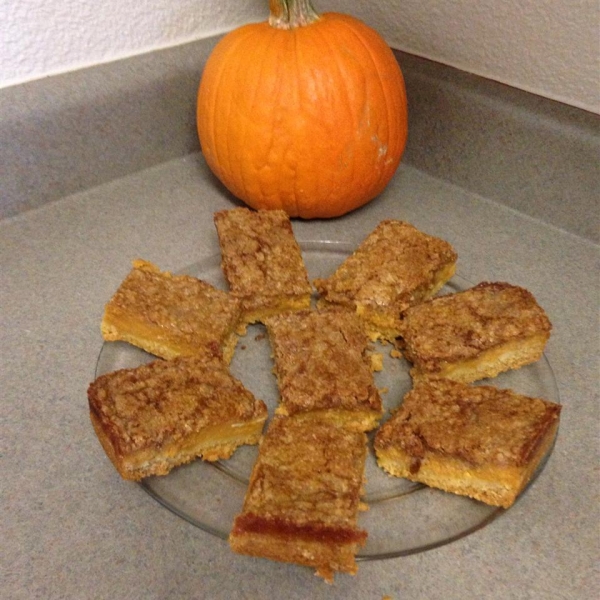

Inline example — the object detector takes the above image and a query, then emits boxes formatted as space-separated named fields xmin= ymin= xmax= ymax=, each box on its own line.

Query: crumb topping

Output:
xmin=214 ymin=208 xmax=312 ymax=303
xmin=88 ymin=357 xmax=267 ymax=455
xmin=265 ymin=308 xmax=382 ymax=414
xmin=399 ymin=282 xmax=552 ymax=368
xmin=105 ymin=260 xmax=241 ymax=349
xmin=240 ymin=417 xmax=367 ymax=528
xmin=375 ymin=379 xmax=561 ymax=467
xmin=314 ymin=220 xmax=457 ymax=314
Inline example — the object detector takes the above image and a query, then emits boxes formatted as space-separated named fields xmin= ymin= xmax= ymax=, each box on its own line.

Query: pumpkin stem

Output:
xmin=269 ymin=0 xmax=320 ymax=29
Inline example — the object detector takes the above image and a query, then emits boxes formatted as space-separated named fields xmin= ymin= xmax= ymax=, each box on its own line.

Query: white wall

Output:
xmin=0 ymin=0 xmax=265 ymax=86
xmin=324 ymin=0 xmax=600 ymax=114
xmin=1 ymin=0 xmax=598 ymax=113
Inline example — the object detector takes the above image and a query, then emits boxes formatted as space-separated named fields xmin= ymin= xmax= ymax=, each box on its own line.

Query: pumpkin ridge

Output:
xmin=315 ymin=17 xmax=363 ymax=209
xmin=233 ymin=26 xmax=284 ymax=208
xmin=290 ymin=29 xmax=302 ymax=217
xmin=292 ymin=27 xmax=317 ymax=216
xmin=203 ymin=26 xmax=259 ymax=189
xmin=275 ymin=30 xmax=299 ymax=213
xmin=239 ymin=27 xmax=278 ymax=204
xmin=244 ymin=26 xmax=282 ymax=207
xmin=317 ymin=16 xmax=386 ymax=206
xmin=336 ymin=16 xmax=399 ymax=195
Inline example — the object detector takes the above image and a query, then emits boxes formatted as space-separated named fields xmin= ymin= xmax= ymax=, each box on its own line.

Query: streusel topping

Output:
xmin=399 ymin=282 xmax=552 ymax=368
xmin=241 ymin=417 xmax=367 ymax=527
xmin=88 ymin=356 xmax=267 ymax=455
xmin=314 ymin=220 xmax=457 ymax=313
xmin=214 ymin=208 xmax=312 ymax=302
xmin=265 ymin=308 xmax=382 ymax=414
xmin=105 ymin=260 xmax=241 ymax=347
xmin=375 ymin=379 xmax=560 ymax=467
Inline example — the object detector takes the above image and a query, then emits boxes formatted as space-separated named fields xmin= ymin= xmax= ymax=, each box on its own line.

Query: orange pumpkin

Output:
xmin=197 ymin=0 xmax=408 ymax=219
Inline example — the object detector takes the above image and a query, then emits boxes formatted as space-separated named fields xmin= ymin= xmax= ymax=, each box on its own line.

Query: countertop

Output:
xmin=2 ymin=39 xmax=599 ymax=600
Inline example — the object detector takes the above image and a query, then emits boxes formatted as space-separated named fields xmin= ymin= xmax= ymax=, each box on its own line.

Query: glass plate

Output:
xmin=95 ymin=240 xmax=560 ymax=559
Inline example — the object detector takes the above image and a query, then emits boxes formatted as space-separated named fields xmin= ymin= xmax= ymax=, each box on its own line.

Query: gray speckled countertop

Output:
xmin=2 ymin=39 xmax=599 ymax=600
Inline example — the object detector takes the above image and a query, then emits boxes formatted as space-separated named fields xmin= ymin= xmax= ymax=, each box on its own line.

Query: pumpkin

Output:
xmin=197 ymin=0 xmax=408 ymax=219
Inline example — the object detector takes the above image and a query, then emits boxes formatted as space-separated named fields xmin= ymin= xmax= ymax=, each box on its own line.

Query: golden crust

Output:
xmin=399 ymin=281 xmax=552 ymax=383
xmin=88 ymin=356 xmax=268 ymax=480
xmin=230 ymin=416 xmax=368 ymax=582
xmin=313 ymin=220 xmax=457 ymax=342
xmin=374 ymin=379 xmax=561 ymax=507
xmin=265 ymin=307 xmax=383 ymax=432
xmin=214 ymin=208 xmax=312 ymax=324
xmin=101 ymin=260 xmax=242 ymax=363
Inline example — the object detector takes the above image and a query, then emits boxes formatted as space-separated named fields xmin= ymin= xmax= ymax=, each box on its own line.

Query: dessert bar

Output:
xmin=374 ymin=379 xmax=561 ymax=508
xmin=399 ymin=281 xmax=552 ymax=383
xmin=229 ymin=416 xmax=368 ymax=582
xmin=314 ymin=220 xmax=457 ymax=343
xmin=214 ymin=208 xmax=312 ymax=324
xmin=101 ymin=259 xmax=242 ymax=363
xmin=265 ymin=307 xmax=383 ymax=432
xmin=88 ymin=356 xmax=268 ymax=480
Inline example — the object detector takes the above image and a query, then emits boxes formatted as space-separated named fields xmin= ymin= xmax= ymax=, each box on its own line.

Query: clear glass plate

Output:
xmin=95 ymin=240 xmax=560 ymax=559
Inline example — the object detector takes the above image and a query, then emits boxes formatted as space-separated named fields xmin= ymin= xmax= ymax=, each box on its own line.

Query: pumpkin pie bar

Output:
xmin=88 ymin=356 xmax=268 ymax=480
xmin=265 ymin=307 xmax=383 ymax=432
xmin=229 ymin=416 xmax=368 ymax=582
xmin=314 ymin=220 xmax=457 ymax=343
xmin=398 ymin=281 xmax=552 ymax=383
xmin=213 ymin=208 xmax=312 ymax=325
xmin=101 ymin=259 xmax=242 ymax=363
xmin=374 ymin=379 xmax=561 ymax=508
